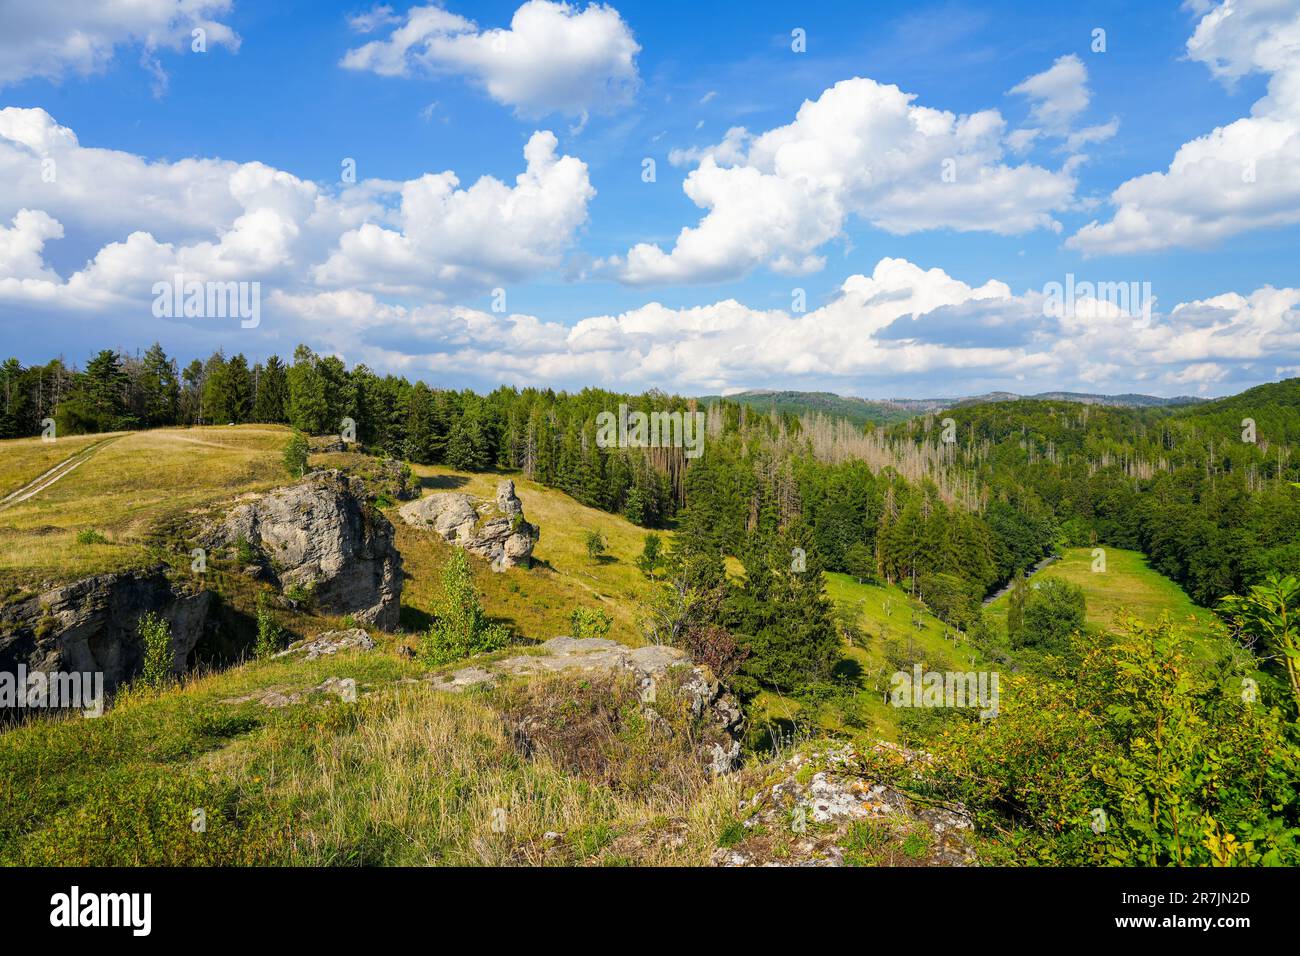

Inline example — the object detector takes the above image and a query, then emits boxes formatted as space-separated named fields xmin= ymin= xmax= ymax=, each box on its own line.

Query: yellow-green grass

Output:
xmin=754 ymin=574 xmax=992 ymax=742
xmin=0 ymin=433 xmax=122 ymax=498
xmin=985 ymin=547 xmax=1213 ymax=638
xmin=0 ymin=425 xmax=291 ymax=585
xmin=0 ymin=634 xmax=748 ymax=865
xmin=396 ymin=463 xmax=663 ymax=645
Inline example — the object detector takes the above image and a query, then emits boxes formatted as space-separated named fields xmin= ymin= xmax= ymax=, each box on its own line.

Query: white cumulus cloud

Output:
xmin=613 ymin=76 xmax=1079 ymax=286
xmin=0 ymin=0 xmax=239 ymax=88
xmin=341 ymin=1 xmax=640 ymax=119
xmin=1069 ymin=0 xmax=1300 ymax=255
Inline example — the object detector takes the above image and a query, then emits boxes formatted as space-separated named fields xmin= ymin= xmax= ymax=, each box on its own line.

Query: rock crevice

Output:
xmin=0 ymin=567 xmax=213 ymax=694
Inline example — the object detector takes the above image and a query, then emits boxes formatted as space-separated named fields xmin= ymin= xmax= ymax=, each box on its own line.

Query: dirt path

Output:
xmin=0 ymin=435 xmax=123 ymax=512
xmin=983 ymin=554 xmax=1059 ymax=605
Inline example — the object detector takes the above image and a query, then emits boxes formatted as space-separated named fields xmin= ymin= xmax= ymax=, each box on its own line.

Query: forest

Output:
xmin=4 ymin=343 xmax=1300 ymax=864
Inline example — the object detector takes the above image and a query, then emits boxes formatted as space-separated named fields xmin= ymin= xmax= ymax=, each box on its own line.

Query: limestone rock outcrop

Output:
xmin=209 ymin=470 xmax=402 ymax=630
xmin=428 ymin=636 xmax=744 ymax=773
xmin=273 ymin=627 xmax=375 ymax=661
xmin=0 ymin=567 xmax=214 ymax=694
xmin=399 ymin=479 xmax=537 ymax=571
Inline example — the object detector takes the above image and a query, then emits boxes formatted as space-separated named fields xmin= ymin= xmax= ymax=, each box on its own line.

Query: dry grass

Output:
xmin=204 ymin=678 xmax=746 ymax=866
xmin=1 ymin=636 xmax=748 ymax=866
xmin=0 ymin=425 xmax=291 ymax=585
xmin=0 ymin=433 xmax=120 ymax=496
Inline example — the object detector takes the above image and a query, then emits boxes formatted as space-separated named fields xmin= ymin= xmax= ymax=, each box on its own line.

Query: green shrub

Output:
xmin=75 ymin=528 xmax=107 ymax=546
xmin=926 ymin=618 xmax=1300 ymax=865
xmin=254 ymin=597 xmax=284 ymax=660
xmin=569 ymin=606 xmax=613 ymax=641
xmin=234 ymin=535 xmax=258 ymax=565
xmin=421 ymin=550 xmax=509 ymax=665
xmin=1012 ymin=576 xmax=1086 ymax=657
xmin=282 ymin=430 xmax=310 ymax=478
xmin=137 ymin=611 xmax=173 ymax=690
xmin=636 ymin=533 xmax=663 ymax=577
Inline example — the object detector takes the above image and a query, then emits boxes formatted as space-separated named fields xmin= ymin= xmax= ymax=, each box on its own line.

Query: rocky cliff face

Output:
xmin=0 ymin=567 xmax=214 ymax=694
xmin=209 ymin=470 xmax=402 ymax=630
xmin=399 ymin=479 xmax=538 ymax=571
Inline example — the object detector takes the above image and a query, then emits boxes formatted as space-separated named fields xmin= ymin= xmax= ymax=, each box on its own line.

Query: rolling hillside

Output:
xmin=983 ymin=547 xmax=1213 ymax=637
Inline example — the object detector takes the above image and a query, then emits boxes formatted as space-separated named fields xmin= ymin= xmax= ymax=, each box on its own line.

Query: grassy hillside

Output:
xmin=984 ymin=547 xmax=1213 ymax=637
xmin=308 ymin=455 xmax=663 ymax=646
xmin=0 ymin=631 xmax=750 ymax=865
xmin=753 ymin=573 xmax=995 ymax=744
xmin=0 ymin=432 xmax=118 ymax=496
xmin=0 ymin=426 xmax=289 ymax=586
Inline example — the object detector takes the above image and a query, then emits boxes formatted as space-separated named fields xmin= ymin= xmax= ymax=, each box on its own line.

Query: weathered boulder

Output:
xmin=209 ymin=470 xmax=402 ymax=630
xmin=273 ymin=628 xmax=375 ymax=661
xmin=428 ymin=636 xmax=744 ymax=773
xmin=710 ymin=743 xmax=976 ymax=867
xmin=221 ymin=675 xmax=359 ymax=709
xmin=0 ymin=567 xmax=213 ymax=694
xmin=399 ymin=479 xmax=537 ymax=571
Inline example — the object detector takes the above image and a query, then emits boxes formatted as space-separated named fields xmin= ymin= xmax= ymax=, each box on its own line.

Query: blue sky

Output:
xmin=1 ymin=0 xmax=1298 ymax=398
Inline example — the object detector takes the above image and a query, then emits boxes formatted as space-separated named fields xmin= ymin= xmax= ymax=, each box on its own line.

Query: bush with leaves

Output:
xmin=1012 ymin=576 xmax=1086 ymax=660
xmin=636 ymin=533 xmax=663 ymax=578
xmin=922 ymin=617 xmax=1300 ymax=865
xmin=137 ymin=611 xmax=173 ymax=690
xmin=584 ymin=530 xmax=607 ymax=561
xmin=421 ymin=549 xmax=510 ymax=665
xmin=282 ymin=430 xmax=310 ymax=478
xmin=1219 ymin=572 xmax=1300 ymax=714
xmin=254 ymin=597 xmax=284 ymax=660
xmin=569 ymin=606 xmax=613 ymax=641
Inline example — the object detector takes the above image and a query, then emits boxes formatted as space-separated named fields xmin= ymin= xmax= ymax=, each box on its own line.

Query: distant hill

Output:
xmin=699 ymin=388 xmax=1206 ymax=426
xmin=696 ymin=390 xmax=918 ymax=426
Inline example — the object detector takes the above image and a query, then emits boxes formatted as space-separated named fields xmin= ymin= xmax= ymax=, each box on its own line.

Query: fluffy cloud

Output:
xmin=273 ymin=257 xmax=1300 ymax=396
xmin=1008 ymin=54 xmax=1117 ymax=155
xmin=314 ymin=131 xmax=595 ymax=296
xmin=1010 ymin=53 xmax=1091 ymax=133
xmin=1069 ymin=0 xmax=1300 ymax=255
xmin=614 ymin=76 xmax=1079 ymax=286
xmin=0 ymin=0 xmax=239 ymax=88
xmin=0 ymin=110 xmax=594 ymax=312
xmin=341 ymin=1 xmax=640 ymax=119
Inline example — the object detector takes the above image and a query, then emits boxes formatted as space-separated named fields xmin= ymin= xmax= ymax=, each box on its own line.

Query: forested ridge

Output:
xmin=3 ymin=345 xmax=1297 ymax=613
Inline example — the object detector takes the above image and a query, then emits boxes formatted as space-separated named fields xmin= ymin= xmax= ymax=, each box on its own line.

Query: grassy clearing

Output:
xmin=395 ymin=464 xmax=662 ymax=645
xmin=0 ymin=425 xmax=291 ymax=586
xmin=751 ymin=574 xmax=992 ymax=744
xmin=985 ymin=547 xmax=1213 ymax=638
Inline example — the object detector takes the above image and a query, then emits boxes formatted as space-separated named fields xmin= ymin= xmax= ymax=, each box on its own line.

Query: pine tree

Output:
xmin=253 ymin=355 xmax=289 ymax=423
xmin=286 ymin=345 xmax=329 ymax=434
xmin=226 ymin=353 xmax=253 ymax=423
xmin=137 ymin=343 xmax=179 ymax=427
